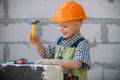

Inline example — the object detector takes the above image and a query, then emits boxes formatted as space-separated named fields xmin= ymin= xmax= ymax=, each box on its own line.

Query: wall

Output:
xmin=0 ymin=0 xmax=120 ymax=80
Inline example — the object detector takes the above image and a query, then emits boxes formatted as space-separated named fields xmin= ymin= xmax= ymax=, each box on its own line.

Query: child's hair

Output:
xmin=71 ymin=19 xmax=83 ymax=24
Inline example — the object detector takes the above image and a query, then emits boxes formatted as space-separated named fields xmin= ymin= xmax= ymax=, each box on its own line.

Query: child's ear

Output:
xmin=76 ymin=21 xmax=82 ymax=29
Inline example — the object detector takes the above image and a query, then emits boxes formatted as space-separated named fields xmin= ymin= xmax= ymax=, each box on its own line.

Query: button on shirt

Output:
xmin=45 ymin=32 xmax=90 ymax=70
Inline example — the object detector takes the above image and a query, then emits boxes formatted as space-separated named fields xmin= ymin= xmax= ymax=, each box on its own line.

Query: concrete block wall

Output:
xmin=0 ymin=0 xmax=120 ymax=80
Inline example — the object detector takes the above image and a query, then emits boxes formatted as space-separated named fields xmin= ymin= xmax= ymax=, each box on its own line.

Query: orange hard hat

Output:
xmin=50 ymin=1 xmax=87 ymax=22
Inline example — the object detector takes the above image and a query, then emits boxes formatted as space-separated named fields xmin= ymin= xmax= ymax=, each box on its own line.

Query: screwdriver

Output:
xmin=14 ymin=58 xmax=28 ymax=64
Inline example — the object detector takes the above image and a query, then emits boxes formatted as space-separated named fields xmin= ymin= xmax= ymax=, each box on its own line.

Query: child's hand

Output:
xmin=29 ymin=32 xmax=39 ymax=44
xmin=35 ymin=59 xmax=53 ymax=65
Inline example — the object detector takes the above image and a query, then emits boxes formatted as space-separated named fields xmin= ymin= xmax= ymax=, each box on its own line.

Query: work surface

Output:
xmin=0 ymin=62 xmax=63 ymax=80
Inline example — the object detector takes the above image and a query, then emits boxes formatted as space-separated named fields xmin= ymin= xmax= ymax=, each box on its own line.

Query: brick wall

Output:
xmin=0 ymin=0 xmax=120 ymax=80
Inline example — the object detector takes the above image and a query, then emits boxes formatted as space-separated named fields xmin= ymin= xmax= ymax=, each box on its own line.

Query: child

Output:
xmin=29 ymin=1 xmax=90 ymax=80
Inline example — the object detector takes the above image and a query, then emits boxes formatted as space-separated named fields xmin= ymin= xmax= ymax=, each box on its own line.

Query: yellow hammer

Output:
xmin=30 ymin=20 xmax=39 ymax=44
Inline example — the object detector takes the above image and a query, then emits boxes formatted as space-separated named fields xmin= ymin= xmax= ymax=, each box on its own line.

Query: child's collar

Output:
xmin=63 ymin=32 xmax=81 ymax=40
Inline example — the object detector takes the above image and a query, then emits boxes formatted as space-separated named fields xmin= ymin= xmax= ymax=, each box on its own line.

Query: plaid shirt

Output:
xmin=45 ymin=32 xmax=90 ymax=70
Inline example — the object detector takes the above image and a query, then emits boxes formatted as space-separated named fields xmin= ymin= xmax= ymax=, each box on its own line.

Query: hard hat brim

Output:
xmin=50 ymin=16 xmax=87 ymax=22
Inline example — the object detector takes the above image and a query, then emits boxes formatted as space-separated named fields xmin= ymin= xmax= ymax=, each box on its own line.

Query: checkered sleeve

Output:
xmin=73 ymin=40 xmax=90 ymax=70
xmin=44 ymin=42 xmax=56 ymax=59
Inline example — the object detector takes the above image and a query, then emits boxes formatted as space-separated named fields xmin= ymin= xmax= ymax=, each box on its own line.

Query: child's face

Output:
xmin=57 ymin=20 xmax=81 ymax=38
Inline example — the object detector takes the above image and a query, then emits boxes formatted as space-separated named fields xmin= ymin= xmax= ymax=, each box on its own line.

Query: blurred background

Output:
xmin=0 ymin=0 xmax=120 ymax=80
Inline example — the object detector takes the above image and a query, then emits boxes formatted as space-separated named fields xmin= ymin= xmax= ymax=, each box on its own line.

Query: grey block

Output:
xmin=0 ymin=63 xmax=63 ymax=80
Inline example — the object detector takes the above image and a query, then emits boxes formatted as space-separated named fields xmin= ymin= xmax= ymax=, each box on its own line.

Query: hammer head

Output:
xmin=31 ymin=19 xmax=40 ymax=24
